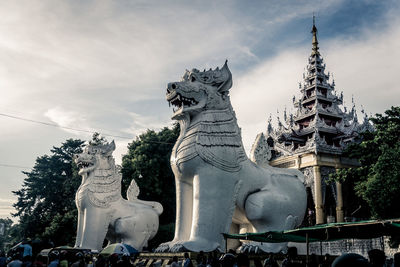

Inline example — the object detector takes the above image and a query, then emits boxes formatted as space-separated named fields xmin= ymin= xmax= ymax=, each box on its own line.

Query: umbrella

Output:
xmin=122 ymin=244 xmax=139 ymax=255
xmin=55 ymin=246 xmax=74 ymax=249
xmin=100 ymin=243 xmax=138 ymax=257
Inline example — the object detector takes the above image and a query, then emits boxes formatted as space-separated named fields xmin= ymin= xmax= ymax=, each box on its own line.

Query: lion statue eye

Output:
xmin=191 ymin=76 xmax=196 ymax=82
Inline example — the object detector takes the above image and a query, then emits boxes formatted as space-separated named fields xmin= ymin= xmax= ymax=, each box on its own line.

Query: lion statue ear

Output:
xmin=110 ymin=140 xmax=116 ymax=151
xmin=217 ymin=60 xmax=233 ymax=94
xmin=103 ymin=140 xmax=116 ymax=155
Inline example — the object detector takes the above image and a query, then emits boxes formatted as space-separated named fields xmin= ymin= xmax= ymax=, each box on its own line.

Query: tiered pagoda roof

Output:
xmin=265 ymin=19 xmax=373 ymax=159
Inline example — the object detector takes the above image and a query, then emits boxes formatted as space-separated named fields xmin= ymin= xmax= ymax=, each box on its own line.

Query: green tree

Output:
xmin=12 ymin=139 xmax=85 ymax=245
xmin=121 ymin=125 xmax=179 ymax=248
xmin=332 ymin=106 xmax=400 ymax=219
xmin=0 ymin=218 xmax=13 ymax=251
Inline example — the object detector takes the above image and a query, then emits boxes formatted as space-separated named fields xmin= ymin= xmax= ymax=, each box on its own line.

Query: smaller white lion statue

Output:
xmin=74 ymin=140 xmax=163 ymax=251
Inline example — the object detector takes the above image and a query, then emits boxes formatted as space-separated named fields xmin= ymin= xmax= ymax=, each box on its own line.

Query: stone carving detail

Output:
xmin=74 ymin=141 xmax=163 ymax=251
xmin=157 ymin=62 xmax=307 ymax=253
xmin=302 ymin=167 xmax=315 ymax=203
xmin=263 ymin=22 xmax=374 ymax=159
xmin=250 ymin=133 xmax=272 ymax=167
xmin=320 ymin=166 xmax=337 ymax=204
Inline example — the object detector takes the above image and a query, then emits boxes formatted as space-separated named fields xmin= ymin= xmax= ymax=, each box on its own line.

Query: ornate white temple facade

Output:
xmin=261 ymin=19 xmax=373 ymax=224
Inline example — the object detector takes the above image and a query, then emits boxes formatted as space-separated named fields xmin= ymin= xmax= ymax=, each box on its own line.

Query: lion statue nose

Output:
xmin=167 ymin=83 xmax=177 ymax=93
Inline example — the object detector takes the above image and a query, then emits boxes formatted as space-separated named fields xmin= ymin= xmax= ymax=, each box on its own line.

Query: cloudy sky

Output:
xmin=1 ymin=0 xmax=399 ymax=220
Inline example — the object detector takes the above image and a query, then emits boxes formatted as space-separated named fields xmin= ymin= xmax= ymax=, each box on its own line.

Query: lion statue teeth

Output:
xmin=156 ymin=61 xmax=307 ymax=253
xmin=74 ymin=140 xmax=163 ymax=251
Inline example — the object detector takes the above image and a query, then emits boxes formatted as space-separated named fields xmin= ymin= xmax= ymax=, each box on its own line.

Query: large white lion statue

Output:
xmin=74 ymin=140 xmax=163 ymax=251
xmin=156 ymin=61 xmax=307 ymax=253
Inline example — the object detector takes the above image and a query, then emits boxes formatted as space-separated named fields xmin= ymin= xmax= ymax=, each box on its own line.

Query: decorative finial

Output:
xmin=267 ymin=114 xmax=273 ymax=134
xmin=284 ymin=106 xmax=287 ymax=122
xmin=311 ymin=14 xmax=319 ymax=55
xmin=289 ymin=114 xmax=294 ymax=127
xmin=313 ymin=13 xmax=316 ymax=27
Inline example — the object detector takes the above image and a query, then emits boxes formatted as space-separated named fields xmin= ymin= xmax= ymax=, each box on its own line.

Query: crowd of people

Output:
xmin=0 ymin=241 xmax=136 ymax=267
xmin=0 ymin=250 xmax=137 ymax=267
xmin=169 ymin=248 xmax=399 ymax=267
xmin=1 ymin=242 xmax=399 ymax=267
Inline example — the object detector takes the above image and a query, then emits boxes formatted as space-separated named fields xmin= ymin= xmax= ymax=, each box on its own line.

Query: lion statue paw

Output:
xmin=239 ymin=241 xmax=287 ymax=254
xmin=154 ymin=242 xmax=174 ymax=253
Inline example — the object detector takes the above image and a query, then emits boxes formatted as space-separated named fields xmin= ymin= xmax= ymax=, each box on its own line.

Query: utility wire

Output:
xmin=0 ymin=112 xmax=174 ymax=145
xmin=0 ymin=111 xmax=174 ymax=146
xmin=0 ymin=163 xmax=31 ymax=169
xmin=0 ymin=113 xmax=133 ymax=140
xmin=1 ymin=112 xmax=254 ymax=171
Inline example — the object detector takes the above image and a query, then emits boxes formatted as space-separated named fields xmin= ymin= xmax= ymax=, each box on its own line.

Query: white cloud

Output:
xmin=44 ymin=107 xmax=89 ymax=136
xmin=231 ymin=49 xmax=306 ymax=152
xmin=324 ymin=18 xmax=400 ymax=115
xmin=113 ymin=112 xmax=172 ymax=164
xmin=0 ymin=0 xmax=398 ymax=220
xmin=0 ymin=198 xmax=14 ymax=204
xmin=0 ymin=0 xmax=347 ymax=115
xmin=0 ymin=198 xmax=16 ymax=219
xmin=124 ymin=112 xmax=171 ymax=136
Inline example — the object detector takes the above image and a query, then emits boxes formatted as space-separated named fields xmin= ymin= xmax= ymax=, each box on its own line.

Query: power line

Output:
xmin=0 ymin=112 xmax=134 ymax=140
xmin=0 ymin=112 xmax=176 ymax=144
xmin=0 ymin=163 xmax=31 ymax=169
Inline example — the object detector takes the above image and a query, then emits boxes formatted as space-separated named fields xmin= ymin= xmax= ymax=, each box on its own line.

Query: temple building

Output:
xmin=251 ymin=18 xmax=373 ymax=225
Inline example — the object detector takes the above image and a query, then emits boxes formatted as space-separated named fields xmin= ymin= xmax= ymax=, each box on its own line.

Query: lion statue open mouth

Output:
xmin=157 ymin=61 xmax=307 ymax=253
xmin=74 ymin=140 xmax=163 ymax=251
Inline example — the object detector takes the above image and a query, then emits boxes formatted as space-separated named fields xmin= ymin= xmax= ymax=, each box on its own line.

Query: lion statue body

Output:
xmin=74 ymin=140 xmax=163 ymax=251
xmin=157 ymin=61 xmax=307 ymax=253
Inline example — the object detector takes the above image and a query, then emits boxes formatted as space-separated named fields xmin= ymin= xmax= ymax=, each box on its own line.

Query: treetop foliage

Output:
xmin=331 ymin=106 xmax=400 ymax=219
xmin=12 ymin=139 xmax=85 ymax=245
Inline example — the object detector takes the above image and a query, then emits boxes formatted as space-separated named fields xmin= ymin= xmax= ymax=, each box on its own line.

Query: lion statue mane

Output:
xmin=156 ymin=61 xmax=307 ymax=253
xmin=74 ymin=140 xmax=163 ymax=251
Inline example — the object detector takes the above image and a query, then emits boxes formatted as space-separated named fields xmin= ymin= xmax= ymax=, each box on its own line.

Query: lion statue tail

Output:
xmin=126 ymin=179 xmax=164 ymax=215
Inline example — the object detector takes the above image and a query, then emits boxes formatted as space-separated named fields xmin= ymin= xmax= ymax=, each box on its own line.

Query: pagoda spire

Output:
xmin=311 ymin=15 xmax=319 ymax=55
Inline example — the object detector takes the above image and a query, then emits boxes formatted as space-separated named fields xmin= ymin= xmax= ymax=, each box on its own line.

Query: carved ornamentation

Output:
xmin=158 ymin=62 xmax=307 ymax=253
xmin=262 ymin=22 xmax=374 ymax=160
xmin=302 ymin=167 xmax=315 ymax=203
xmin=250 ymin=133 xmax=272 ymax=167
xmin=320 ymin=166 xmax=337 ymax=204
xmin=74 ymin=141 xmax=163 ymax=251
